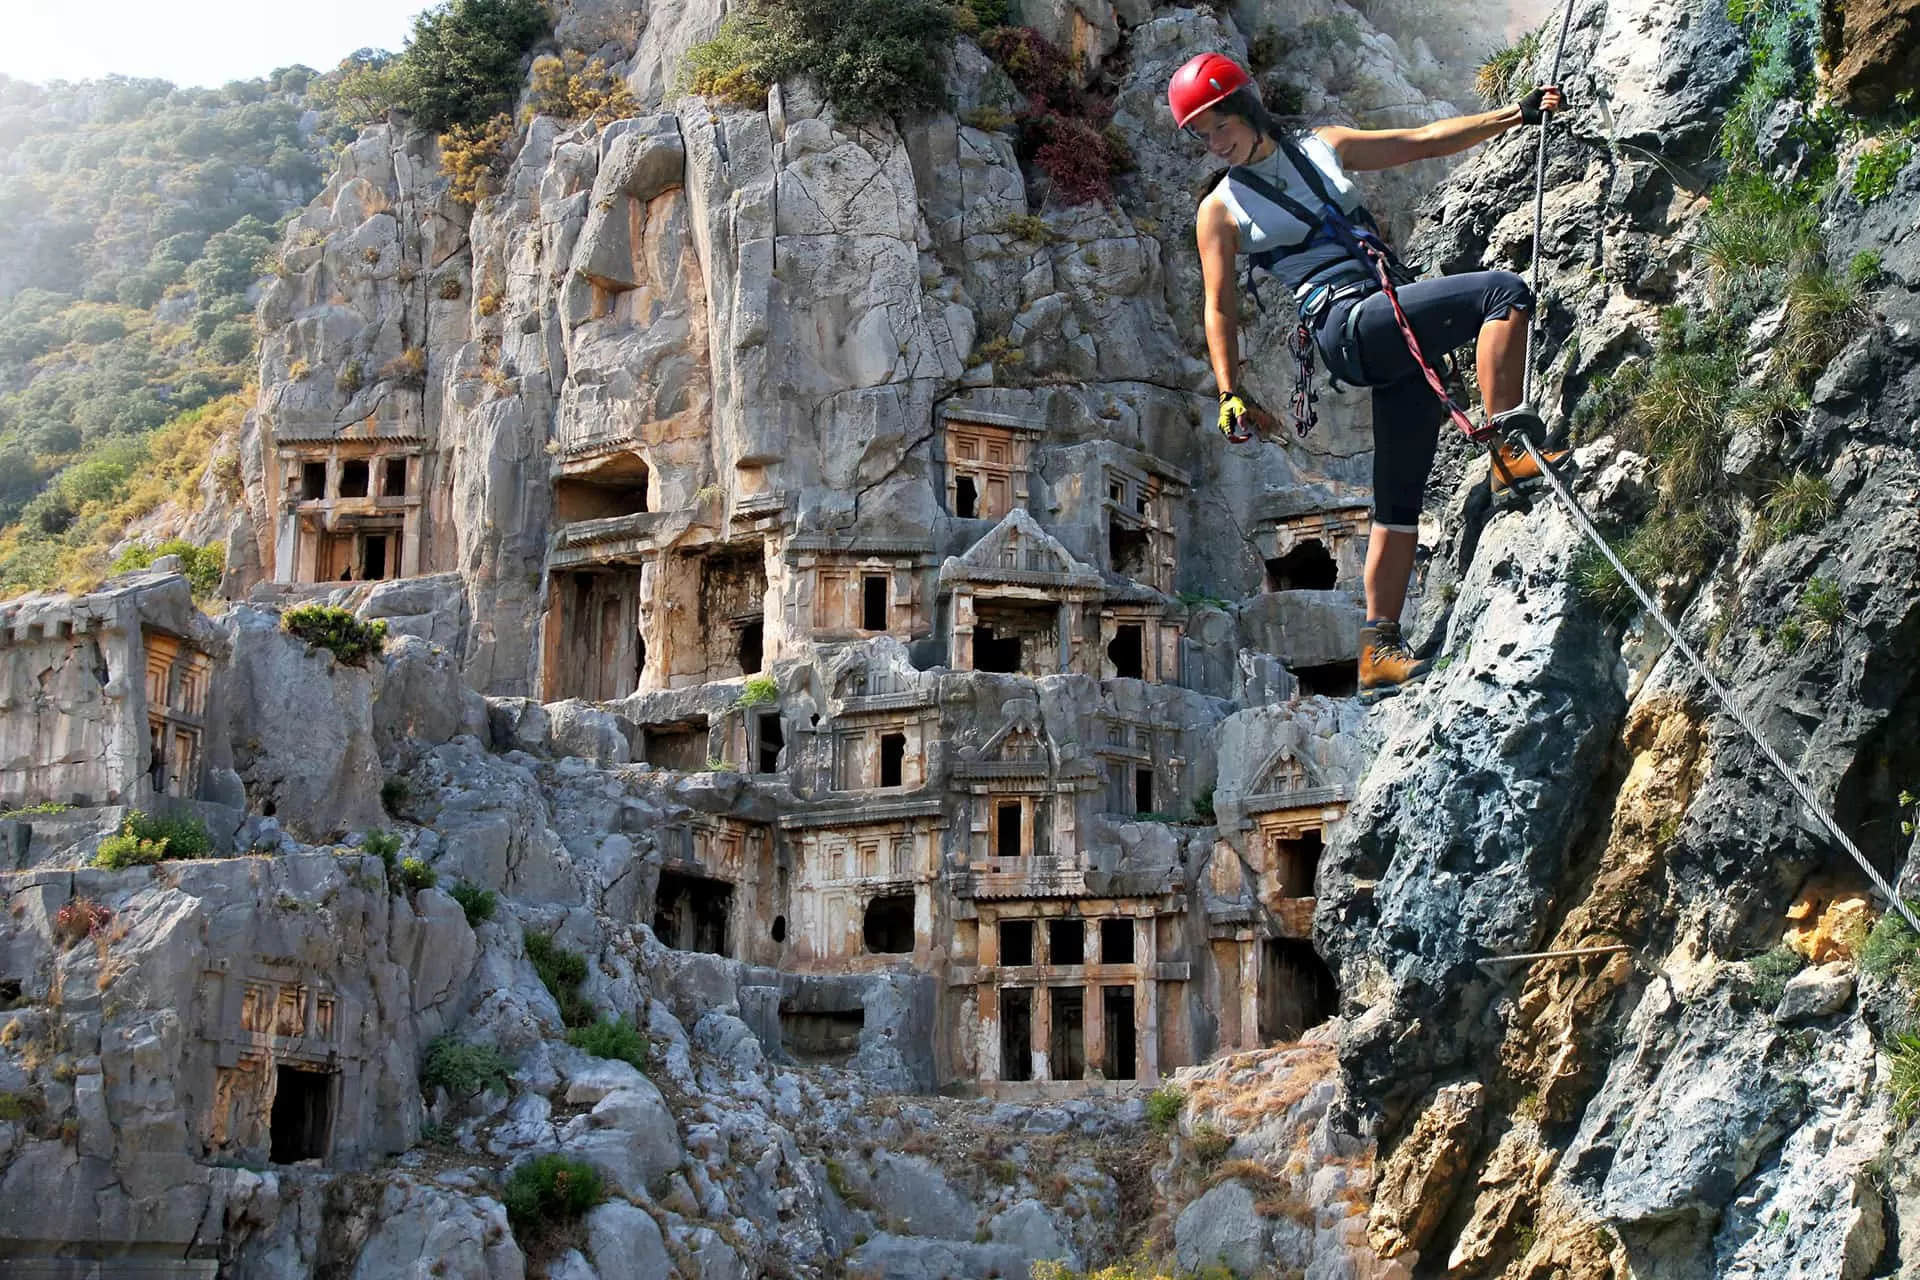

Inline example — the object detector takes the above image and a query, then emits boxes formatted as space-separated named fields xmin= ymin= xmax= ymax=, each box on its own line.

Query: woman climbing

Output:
xmin=1172 ymin=53 xmax=1567 ymax=703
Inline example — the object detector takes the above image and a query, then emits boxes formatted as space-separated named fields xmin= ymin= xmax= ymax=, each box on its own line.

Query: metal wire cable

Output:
xmin=1523 ymin=0 xmax=1581 ymax=407
xmin=1508 ymin=0 xmax=1920 ymax=934
xmin=1512 ymin=431 xmax=1920 ymax=934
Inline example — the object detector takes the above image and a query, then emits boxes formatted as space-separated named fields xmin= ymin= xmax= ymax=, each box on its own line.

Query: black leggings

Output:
xmin=1317 ymin=270 xmax=1534 ymax=530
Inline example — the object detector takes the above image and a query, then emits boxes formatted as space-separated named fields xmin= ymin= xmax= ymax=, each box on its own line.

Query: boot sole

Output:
xmin=1357 ymin=672 xmax=1431 ymax=705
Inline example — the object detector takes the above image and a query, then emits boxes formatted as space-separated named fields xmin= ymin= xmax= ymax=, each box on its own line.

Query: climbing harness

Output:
xmin=1498 ymin=1 xmax=1920 ymax=935
xmin=1231 ymin=144 xmax=1526 ymax=495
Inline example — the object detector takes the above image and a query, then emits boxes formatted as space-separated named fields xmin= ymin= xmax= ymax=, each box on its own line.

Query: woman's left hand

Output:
xmin=1518 ymin=86 xmax=1564 ymax=125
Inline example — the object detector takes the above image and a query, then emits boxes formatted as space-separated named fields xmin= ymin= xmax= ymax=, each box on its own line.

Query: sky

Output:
xmin=0 ymin=0 xmax=429 ymax=89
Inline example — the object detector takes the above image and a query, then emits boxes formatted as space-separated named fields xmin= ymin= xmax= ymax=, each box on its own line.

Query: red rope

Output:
xmin=1363 ymin=245 xmax=1490 ymax=442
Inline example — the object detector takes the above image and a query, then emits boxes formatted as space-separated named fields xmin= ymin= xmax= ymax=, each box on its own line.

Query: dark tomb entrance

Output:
xmin=1101 ymin=985 xmax=1137 ymax=1080
xmin=654 ymin=872 xmax=733 ymax=956
xmin=269 ymin=1065 xmax=334 ymax=1164
xmin=1259 ymin=938 xmax=1338 ymax=1043
xmin=1000 ymin=987 xmax=1033 ymax=1082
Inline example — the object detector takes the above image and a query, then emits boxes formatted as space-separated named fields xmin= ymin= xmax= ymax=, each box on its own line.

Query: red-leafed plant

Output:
xmin=979 ymin=26 xmax=1133 ymax=205
xmin=54 ymin=898 xmax=113 ymax=944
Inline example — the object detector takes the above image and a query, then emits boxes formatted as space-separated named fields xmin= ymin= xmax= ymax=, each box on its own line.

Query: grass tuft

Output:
xmin=525 ymin=930 xmax=594 ymax=1027
xmin=565 ymin=1015 xmax=649 ymax=1070
xmin=1473 ymin=29 xmax=1541 ymax=107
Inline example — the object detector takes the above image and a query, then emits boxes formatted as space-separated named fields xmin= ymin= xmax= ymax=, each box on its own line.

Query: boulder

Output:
xmin=1174 ymin=1178 xmax=1269 ymax=1277
xmin=1776 ymin=964 xmax=1855 ymax=1022
xmin=586 ymin=1201 xmax=673 ymax=1279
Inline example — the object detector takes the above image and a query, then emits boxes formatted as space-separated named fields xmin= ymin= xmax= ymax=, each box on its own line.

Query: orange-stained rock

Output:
xmin=1366 ymin=1081 xmax=1486 ymax=1258
xmin=1826 ymin=0 xmax=1920 ymax=113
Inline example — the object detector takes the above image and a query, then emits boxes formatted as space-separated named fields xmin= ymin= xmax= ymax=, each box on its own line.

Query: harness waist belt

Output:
xmin=1292 ymin=261 xmax=1373 ymax=300
xmin=1296 ymin=277 xmax=1377 ymax=327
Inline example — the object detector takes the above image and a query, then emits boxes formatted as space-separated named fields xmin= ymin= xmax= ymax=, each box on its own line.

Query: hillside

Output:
xmin=0 ymin=70 xmax=328 ymax=593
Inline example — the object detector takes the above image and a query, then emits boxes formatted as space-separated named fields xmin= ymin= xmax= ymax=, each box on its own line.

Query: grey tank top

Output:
xmin=1216 ymin=134 xmax=1370 ymax=291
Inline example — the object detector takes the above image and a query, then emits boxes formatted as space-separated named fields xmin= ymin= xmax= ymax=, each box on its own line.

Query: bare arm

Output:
xmin=1197 ymin=195 xmax=1243 ymax=393
xmin=1316 ymin=88 xmax=1561 ymax=171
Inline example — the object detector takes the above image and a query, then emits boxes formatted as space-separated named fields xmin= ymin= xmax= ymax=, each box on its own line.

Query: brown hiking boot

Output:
xmin=1489 ymin=438 xmax=1572 ymax=502
xmin=1358 ymin=619 xmax=1431 ymax=704
xmin=1484 ymin=406 xmax=1571 ymax=502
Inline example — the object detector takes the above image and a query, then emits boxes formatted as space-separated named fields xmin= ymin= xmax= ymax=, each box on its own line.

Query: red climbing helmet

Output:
xmin=1167 ymin=53 xmax=1252 ymax=128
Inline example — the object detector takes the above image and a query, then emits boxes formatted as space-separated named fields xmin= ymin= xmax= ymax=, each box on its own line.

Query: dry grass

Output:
xmin=1182 ymin=1043 xmax=1336 ymax=1129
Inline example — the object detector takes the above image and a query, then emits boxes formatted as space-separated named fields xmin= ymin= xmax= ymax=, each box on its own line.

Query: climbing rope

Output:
xmin=1522 ymin=0 xmax=1580 ymax=406
xmin=1507 ymin=0 xmax=1920 ymax=935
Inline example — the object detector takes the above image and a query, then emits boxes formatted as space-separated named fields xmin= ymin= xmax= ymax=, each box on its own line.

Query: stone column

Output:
xmin=1056 ymin=601 xmax=1072 ymax=673
xmin=977 ymin=982 xmax=1001 ymax=1083
xmin=1137 ymin=918 xmax=1160 ymax=1081
xmin=274 ymin=508 xmax=300 ymax=583
xmin=1033 ymin=983 xmax=1053 ymax=1082
xmin=977 ymin=920 xmax=1002 ymax=1082
xmin=1084 ymin=978 xmax=1107 ymax=1080
xmin=1238 ymin=935 xmax=1261 ymax=1050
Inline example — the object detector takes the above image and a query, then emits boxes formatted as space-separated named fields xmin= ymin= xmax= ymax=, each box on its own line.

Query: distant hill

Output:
xmin=0 ymin=69 xmax=331 ymax=593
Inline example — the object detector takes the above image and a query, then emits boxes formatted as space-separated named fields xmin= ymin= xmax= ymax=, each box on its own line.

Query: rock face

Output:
xmin=1824 ymin=0 xmax=1920 ymax=113
xmin=5 ymin=0 xmax=1920 ymax=1274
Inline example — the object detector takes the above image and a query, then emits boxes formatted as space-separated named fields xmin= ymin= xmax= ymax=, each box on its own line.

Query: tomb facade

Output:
xmin=0 ymin=576 xmax=227 ymax=810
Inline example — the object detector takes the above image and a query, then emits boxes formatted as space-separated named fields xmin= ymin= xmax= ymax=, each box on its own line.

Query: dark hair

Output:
xmin=1212 ymin=86 xmax=1281 ymax=141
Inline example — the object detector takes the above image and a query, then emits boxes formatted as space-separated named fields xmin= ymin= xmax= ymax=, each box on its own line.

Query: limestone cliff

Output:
xmin=1 ymin=0 xmax=1918 ymax=1276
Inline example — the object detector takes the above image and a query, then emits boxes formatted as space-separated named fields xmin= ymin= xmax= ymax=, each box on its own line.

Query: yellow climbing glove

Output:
xmin=1218 ymin=390 xmax=1258 ymax=443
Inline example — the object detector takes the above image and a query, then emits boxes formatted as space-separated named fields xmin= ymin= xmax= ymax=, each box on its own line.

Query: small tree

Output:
xmin=403 ymin=0 xmax=552 ymax=132
xmin=683 ymin=0 xmax=956 ymax=123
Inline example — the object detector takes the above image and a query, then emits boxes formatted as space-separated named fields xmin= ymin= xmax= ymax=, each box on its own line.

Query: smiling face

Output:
xmin=1186 ymin=106 xmax=1264 ymax=166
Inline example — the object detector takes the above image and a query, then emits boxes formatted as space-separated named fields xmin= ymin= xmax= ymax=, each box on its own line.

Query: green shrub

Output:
xmin=681 ymin=0 xmax=957 ymax=122
xmin=1848 ymin=250 xmax=1885 ymax=288
xmin=525 ymin=930 xmax=594 ymax=1027
xmin=1698 ymin=174 xmax=1819 ymax=307
xmin=397 ymin=857 xmax=438 ymax=892
xmin=439 ymin=112 xmax=516 ymax=205
xmin=93 ymin=809 xmax=214 ymax=869
xmin=381 ymin=775 xmax=412 ymax=817
xmin=112 ymin=538 xmax=224 ymax=598
xmin=357 ymin=829 xmax=403 ymax=882
xmin=1776 ymin=261 xmax=1869 ymax=383
xmin=1860 ymin=904 xmax=1920 ymax=987
xmin=95 ymin=822 xmax=172 ymax=869
xmin=1145 ymin=1085 xmax=1183 ymax=1133
xmin=1890 ymin=1031 xmax=1920 ymax=1124
xmin=1189 ymin=1121 xmax=1233 ymax=1163
xmin=1 ymin=801 xmax=71 ymax=819
xmin=504 ymin=1154 xmax=605 ymax=1235
xmin=0 ymin=1091 xmax=43 ymax=1123
xmin=736 ymin=674 xmax=778 ymax=708
xmin=1852 ymin=139 xmax=1912 ymax=204
xmin=1757 ymin=472 xmax=1831 ymax=544
xmin=1747 ymin=946 xmax=1805 ymax=1008
xmin=419 ymin=1034 xmax=512 ymax=1100
xmin=565 ymin=1015 xmax=649 ymax=1070
xmin=282 ymin=605 xmax=388 ymax=667
xmin=1191 ymin=785 xmax=1216 ymax=824
xmin=680 ymin=22 xmax=768 ymax=106
xmin=1569 ymin=363 xmax=1648 ymax=444
xmin=450 ymin=881 xmax=498 ymax=926
xmin=1796 ymin=576 xmax=1844 ymax=628
xmin=524 ymin=52 xmax=639 ymax=126
xmin=399 ymin=0 xmax=551 ymax=132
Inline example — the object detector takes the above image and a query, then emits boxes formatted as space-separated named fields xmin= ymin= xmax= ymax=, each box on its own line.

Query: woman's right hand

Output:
xmin=1219 ymin=390 xmax=1282 ymax=443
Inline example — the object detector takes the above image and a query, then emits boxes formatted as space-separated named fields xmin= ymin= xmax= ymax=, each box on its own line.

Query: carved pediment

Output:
xmin=940 ymin=510 xmax=1102 ymax=589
